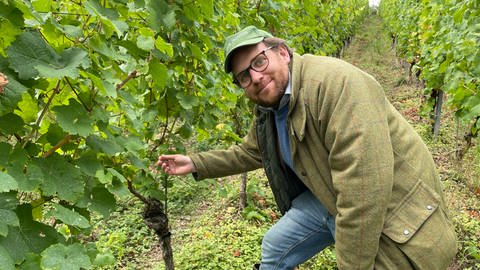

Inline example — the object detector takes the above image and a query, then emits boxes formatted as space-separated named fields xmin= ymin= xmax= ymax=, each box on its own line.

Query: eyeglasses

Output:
xmin=233 ymin=46 xmax=277 ymax=88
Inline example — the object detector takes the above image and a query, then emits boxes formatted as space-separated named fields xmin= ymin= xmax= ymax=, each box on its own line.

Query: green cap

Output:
xmin=224 ymin=26 xmax=273 ymax=73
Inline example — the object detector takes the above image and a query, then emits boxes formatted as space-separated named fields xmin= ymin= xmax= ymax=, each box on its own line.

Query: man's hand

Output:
xmin=156 ymin=154 xmax=196 ymax=175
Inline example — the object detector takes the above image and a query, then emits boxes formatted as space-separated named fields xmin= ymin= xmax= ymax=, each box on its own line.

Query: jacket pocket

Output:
xmin=383 ymin=179 xmax=440 ymax=243
xmin=382 ymin=179 xmax=458 ymax=269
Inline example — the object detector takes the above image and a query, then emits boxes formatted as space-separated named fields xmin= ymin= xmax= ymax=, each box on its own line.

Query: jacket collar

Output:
xmin=288 ymin=53 xmax=306 ymax=141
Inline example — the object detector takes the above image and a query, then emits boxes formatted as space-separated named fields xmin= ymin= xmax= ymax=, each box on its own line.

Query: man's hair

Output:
xmin=262 ymin=37 xmax=294 ymax=58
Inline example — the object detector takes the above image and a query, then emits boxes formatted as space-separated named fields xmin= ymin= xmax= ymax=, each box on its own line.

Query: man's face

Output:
xmin=231 ymin=42 xmax=291 ymax=107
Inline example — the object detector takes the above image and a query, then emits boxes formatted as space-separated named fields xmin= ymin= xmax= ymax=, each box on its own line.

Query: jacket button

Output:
xmin=426 ymin=205 xmax=433 ymax=210
xmin=403 ymin=229 xmax=410 ymax=236
xmin=301 ymin=171 xmax=307 ymax=176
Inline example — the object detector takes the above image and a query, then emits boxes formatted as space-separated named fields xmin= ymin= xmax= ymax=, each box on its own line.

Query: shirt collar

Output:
xmin=276 ymin=73 xmax=291 ymax=111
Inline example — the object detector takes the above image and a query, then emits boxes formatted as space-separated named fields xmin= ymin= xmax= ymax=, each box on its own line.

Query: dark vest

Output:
xmin=255 ymin=108 xmax=307 ymax=214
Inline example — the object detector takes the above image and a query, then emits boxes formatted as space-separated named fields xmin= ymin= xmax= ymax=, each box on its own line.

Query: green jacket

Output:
xmin=191 ymin=54 xmax=457 ymax=269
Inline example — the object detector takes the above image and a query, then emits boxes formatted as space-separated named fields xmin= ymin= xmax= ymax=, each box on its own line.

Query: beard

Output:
xmin=254 ymin=74 xmax=289 ymax=108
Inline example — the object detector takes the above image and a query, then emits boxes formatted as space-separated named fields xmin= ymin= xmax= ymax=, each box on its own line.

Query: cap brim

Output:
xmin=224 ymin=36 xmax=265 ymax=73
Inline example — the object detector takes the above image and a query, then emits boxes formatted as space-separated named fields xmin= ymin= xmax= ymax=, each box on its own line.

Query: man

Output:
xmin=157 ymin=26 xmax=457 ymax=269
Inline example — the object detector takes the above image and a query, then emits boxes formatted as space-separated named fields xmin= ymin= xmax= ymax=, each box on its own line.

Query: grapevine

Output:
xmin=379 ymin=0 xmax=480 ymax=153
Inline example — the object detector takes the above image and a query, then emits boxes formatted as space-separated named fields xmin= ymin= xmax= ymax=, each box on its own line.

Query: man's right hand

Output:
xmin=156 ymin=154 xmax=196 ymax=176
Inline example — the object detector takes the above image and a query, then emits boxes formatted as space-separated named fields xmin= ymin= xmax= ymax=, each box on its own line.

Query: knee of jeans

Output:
xmin=261 ymin=229 xmax=281 ymax=256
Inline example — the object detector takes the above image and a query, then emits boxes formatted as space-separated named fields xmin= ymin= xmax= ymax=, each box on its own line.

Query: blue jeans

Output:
xmin=260 ymin=190 xmax=336 ymax=270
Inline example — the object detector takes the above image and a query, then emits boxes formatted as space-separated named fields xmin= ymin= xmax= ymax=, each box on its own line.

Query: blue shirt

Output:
xmin=274 ymin=79 xmax=293 ymax=168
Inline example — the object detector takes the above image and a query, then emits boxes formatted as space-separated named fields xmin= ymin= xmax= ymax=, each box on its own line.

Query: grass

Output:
xmin=90 ymin=13 xmax=480 ymax=270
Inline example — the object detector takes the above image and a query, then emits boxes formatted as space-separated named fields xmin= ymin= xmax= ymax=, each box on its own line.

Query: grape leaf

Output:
xmin=52 ymin=98 xmax=94 ymax=137
xmin=0 ymin=113 xmax=24 ymax=134
xmin=137 ymin=35 xmax=155 ymax=51
xmin=0 ymin=171 xmax=18 ymax=192
xmin=14 ymin=92 xmax=38 ymax=123
xmin=0 ymin=59 xmax=28 ymax=116
xmin=0 ymin=192 xmax=20 ymax=237
xmin=41 ymin=243 xmax=91 ymax=270
xmin=86 ymin=135 xmax=123 ymax=155
xmin=154 ymin=36 xmax=174 ymax=57
xmin=145 ymin=0 xmax=173 ymax=31
xmin=51 ymin=204 xmax=90 ymax=229
xmin=176 ymin=92 xmax=199 ymax=110
xmin=0 ymin=19 xmax=22 ymax=57
xmin=0 ymin=245 xmax=14 ymax=270
xmin=6 ymin=31 xmax=60 ymax=80
xmin=7 ymin=31 xmax=89 ymax=79
xmin=0 ymin=209 xmax=19 ymax=236
xmin=87 ymin=187 xmax=116 ymax=218
xmin=76 ymin=152 xmax=103 ymax=177
xmin=0 ymin=192 xmax=18 ymax=210
xmin=0 ymin=204 xmax=63 ymax=264
xmin=85 ymin=0 xmax=128 ymax=37
xmin=149 ymin=60 xmax=168 ymax=88
xmin=32 ymin=154 xmax=83 ymax=202
xmin=35 ymin=48 xmax=90 ymax=79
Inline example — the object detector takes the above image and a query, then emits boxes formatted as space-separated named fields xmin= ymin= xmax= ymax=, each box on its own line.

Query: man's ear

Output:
xmin=278 ymin=45 xmax=291 ymax=63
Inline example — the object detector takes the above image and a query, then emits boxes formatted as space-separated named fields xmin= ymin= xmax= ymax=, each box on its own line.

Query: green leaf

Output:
xmin=87 ymin=187 xmax=116 ymax=218
xmin=176 ymin=92 xmax=199 ymax=110
xmin=0 ymin=112 xmax=24 ymax=134
xmin=6 ymin=31 xmax=60 ymax=80
xmin=32 ymin=154 xmax=83 ymax=202
xmin=85 ymin=0 xmax=118 ymax=19
xmin=0 ymin=192 xmax=18 ymax=211
xmin=106 ymin=168 xmax=127 ymax=183
xmin=6 ymin=32 xmax=89 ymax=79
xmin=0 ymin=60 xmax=29 ymax=116
xmin=145 ymin=0 xmax=171 ymax=31
xmin=48 ymin=18 xmax=83 ymax=39
xmin=137 ymin=35 xmax=155 ymax=51
xmin=149 ymin=60 xmax=168 ymax=88
xmin=0 ymin=148 xmax=35 ymax=192
xmin=88 ymin=36 xmax=128 ymax=62
xmin=84 ymin=0 xmax=128 ymax=37
xmin=0 ymin=142 xmax=10 ymax=166
xmin=0 ymin=19 xmax=22 ymax=57
xmin=16 ymin=163 xmax=43 ymax=192
xmin=107 ymin=178 xmax=130 ymax=198
xmin=0 ymin=171 xmax=18 ymax=192
xmin=0 ymin=245 xmax=14 ymax=270
xmin=52 ymin=98 xmax=94 ymax=137
xmin=154 ymin=36 xmax=174 ymax=57
xmin=95 ymin=169 xmax=112 ymax=185
xmin=35 ymin=48 xmax=90 ymax=79
xmin=14 ymin=92 xmax=38 ymax=123
xmin=0 ymin=209 xmax=19 ymax=236
xmin=86 ymin=135 xmax=123 ymax=155
xmin=199 ymin=0 xmax=214 ymax=18
xmin=41 ymin=243 xmax=92 ymax=270
xmin=93 ymin=252 xmax=115 ymax=266
xmin=18 ymin=253 xmax=41 ymax=270
xmin=0 ymin=2 xmax=24 ymax=27
xmin=83 ymin=71 xmax=117 ymax=98
xmin=188 ymin=43 xmax=203 ymax=60
xmin=0 ymin=204 xmax=63 ymax=264
xmin=76 ymin=152 xmax=103 ymax=177
xmin=51 ymin=204 xmax=90 ymax=229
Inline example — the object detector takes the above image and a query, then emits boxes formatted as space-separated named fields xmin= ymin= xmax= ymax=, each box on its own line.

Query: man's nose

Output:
xmin=249 ymin=69 xmax=263 ymax=83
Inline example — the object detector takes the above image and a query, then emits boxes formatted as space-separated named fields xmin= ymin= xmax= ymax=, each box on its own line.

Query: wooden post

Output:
xmin=433 ymin=90 xmax=443 ymax=137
